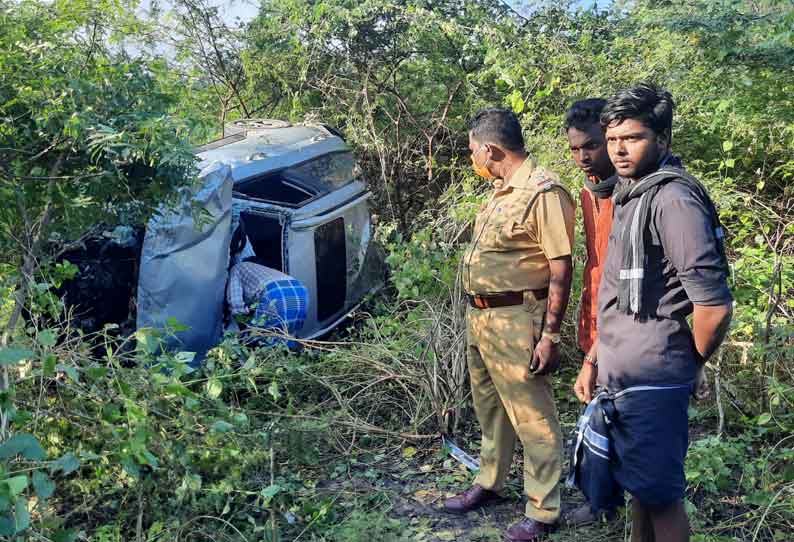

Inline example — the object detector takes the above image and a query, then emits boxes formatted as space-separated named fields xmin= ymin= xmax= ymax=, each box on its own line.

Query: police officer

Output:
xmin=443 ymin=108 xmax=575 ymax=542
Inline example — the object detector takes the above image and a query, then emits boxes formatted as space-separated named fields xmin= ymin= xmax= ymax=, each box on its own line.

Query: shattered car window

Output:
xmin=285 ymin=152 xmax=361 ymax=194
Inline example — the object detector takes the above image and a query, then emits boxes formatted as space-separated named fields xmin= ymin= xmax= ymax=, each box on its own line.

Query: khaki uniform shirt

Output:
xmin=462 ymin=158 xmax=575 ymax=295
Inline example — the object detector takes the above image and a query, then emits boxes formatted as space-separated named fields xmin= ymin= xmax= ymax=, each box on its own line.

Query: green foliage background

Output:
xmin=0 ymin=0 xmax=791 ymax=540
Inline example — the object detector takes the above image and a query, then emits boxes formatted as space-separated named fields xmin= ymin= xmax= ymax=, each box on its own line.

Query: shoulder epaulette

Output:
xmin=520 ymin=179 xmax=574 ymax=224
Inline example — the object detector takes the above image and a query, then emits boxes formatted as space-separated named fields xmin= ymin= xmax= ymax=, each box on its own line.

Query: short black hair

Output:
xmin=467 ymin=108 xmax=525 ymax=151
xmin=601 ymin=83 xmax=674 ymax=139
xmin=564 ymin=98 xmax=607 ymax=132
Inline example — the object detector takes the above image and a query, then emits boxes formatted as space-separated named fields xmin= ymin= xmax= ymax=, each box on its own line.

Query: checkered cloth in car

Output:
xmin=227 ymin=262 xmax=308 ymax=344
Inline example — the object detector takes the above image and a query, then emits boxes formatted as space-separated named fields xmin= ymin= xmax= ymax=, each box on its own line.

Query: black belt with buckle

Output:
xmin=467 ymin=288 xmax=549 ymax=310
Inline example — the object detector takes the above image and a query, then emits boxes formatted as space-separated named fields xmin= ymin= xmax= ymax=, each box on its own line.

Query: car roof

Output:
xmin=195 ymin=122 xmax=350 ymax=182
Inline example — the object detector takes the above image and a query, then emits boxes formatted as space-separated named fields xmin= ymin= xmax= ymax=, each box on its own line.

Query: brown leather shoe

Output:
xmin=443 ymin=484 xmax=502 ymax=514
xmin=504 ymin=518 xmax=557 ymax=541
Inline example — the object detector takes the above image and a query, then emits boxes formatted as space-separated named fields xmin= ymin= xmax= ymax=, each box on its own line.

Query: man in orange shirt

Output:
xmin=567 ymin=99 xmax=616 ymax=401
xmin=564 ymin=99 xmax=617 ymax=525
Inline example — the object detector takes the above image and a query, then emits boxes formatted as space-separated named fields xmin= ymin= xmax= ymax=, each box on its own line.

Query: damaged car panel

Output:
xmin=136 ymin=162 xmax=234 ymax=356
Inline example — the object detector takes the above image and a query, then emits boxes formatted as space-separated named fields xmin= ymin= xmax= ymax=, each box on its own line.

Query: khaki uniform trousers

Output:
xmin=466 ymin=293 xmax=562 ymax=524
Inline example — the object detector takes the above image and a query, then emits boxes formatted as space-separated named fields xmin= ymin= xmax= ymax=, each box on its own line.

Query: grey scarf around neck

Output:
xmin=613 ymin=159 xmax=727 ymax=319
xmin=584 ymin=174 xmax=618 ymax=199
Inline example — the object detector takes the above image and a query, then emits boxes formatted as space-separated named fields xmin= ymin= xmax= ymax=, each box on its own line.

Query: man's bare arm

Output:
xmin=692 ymin=303 xmax=732 ymax=362
xmin=544 ymin=255 xmax=573 ymax=334
xmin=531 ymin=255 xmax=573 ymax=375
xmin=574 ymin=338 xmax=599 ymax=403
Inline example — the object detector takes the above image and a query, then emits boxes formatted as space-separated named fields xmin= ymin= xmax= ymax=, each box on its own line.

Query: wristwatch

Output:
xmin=541 ymin=332 xmax=561 ymax=344
xmin=583 ymin=354 xmax=598 ymax=368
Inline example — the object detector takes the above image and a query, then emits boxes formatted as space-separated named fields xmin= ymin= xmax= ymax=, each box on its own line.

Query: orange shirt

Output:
xmin=578 ymin=185 xmax=614 ymax=353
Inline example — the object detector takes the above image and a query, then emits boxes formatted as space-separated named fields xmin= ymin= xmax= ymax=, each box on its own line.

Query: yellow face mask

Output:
xmin=471 ymin=145 xmax=496 ymax=180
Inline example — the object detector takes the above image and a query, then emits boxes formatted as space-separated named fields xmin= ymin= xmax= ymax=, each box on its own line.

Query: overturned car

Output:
xmin=62 ymin=120 xmax=385 ymax=356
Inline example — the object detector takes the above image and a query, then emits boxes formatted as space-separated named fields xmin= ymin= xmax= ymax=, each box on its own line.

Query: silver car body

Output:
xmin=138 ymin=120 xmax=383 ymax=355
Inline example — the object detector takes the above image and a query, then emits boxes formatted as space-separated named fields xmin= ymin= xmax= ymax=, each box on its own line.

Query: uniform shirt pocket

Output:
xmin=481 ymin=209 xmax=512 ymax=247
xmin=494 ymin=200 xmax=533 ymax=248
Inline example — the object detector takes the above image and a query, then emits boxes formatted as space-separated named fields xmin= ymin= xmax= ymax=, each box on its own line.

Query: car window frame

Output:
xmin=233 ymin=150 xmax=359 ymax=208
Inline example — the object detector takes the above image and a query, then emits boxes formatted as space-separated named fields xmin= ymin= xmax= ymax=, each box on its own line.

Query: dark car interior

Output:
xmin=234 ymin=172 xmax=316 ymax=207
xmin=238 ymin=210 xmax=285 ymax=272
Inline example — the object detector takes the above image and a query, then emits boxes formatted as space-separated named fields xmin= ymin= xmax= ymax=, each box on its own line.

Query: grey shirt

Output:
xmin=597 ymin=179 xmax=732 ymax=390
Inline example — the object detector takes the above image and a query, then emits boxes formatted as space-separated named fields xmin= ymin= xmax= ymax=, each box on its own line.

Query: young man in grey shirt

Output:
xmin=570 ymin=83 xmax=733 ymax=542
